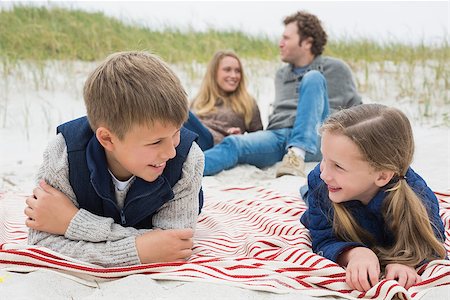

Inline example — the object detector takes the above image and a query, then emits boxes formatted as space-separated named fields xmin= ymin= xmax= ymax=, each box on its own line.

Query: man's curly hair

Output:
xmin=284 ymin=11 xmax=328 ymax=56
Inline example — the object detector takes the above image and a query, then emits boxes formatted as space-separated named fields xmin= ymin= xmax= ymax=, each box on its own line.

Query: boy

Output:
xmin=24 ymin=51 xmax=204 ymax=267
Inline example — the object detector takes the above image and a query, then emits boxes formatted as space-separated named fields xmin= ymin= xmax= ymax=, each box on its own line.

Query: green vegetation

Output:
xmin=0 ymin=5 xmax=448 ymax=124
xmin=1 ymin=6 xmax=448 ymax=64
xmin=0 ymin=6 xmax=278 ymax=63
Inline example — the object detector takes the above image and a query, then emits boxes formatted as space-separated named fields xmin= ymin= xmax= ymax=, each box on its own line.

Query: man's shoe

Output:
xmin=275 ymin=149 xmax=306 ymax=177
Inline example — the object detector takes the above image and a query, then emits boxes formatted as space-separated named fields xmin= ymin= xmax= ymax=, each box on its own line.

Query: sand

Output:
xmin=0 ymin=60 xmax=448 ymax=299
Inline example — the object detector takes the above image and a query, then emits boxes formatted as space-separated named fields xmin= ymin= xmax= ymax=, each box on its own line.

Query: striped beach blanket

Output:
xmin=1 ymin=185 xmax=449 ymax=299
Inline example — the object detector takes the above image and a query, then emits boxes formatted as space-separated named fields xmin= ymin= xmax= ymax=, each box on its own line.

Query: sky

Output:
xmin=1 ymin=1 xmax=449 ymax=45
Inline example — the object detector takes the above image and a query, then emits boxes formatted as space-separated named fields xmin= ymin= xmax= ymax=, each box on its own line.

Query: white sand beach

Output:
xmin=0 ymin=60 xmax=449 ymax=299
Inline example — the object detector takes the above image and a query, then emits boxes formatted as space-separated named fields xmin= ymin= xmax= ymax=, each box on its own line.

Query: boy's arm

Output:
xmin=30 ymin=231 xmax=141 ymax=267
xmin=152 ymin=142 xmax=204 ymax=230
xmin=28 ymin=133 xmax=149 ymax=242
xmin=27 ymin=134 xmax=146 ymax=266
xmin=28 ymin=134 xmax=195 ymax=266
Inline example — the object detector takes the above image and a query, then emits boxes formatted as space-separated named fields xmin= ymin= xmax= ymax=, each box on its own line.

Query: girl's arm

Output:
xmin=384 ymin=263 xmax=421 ymax=290
xmin=337 ymin=247 xmax=381 ymax=292
xmin=300 ymin=164 xmax=363 ymax=262
xmin=409 ymin=167 xmax=446 ymax=241
xmin=301 ymin=166 xmax=380 ymax=291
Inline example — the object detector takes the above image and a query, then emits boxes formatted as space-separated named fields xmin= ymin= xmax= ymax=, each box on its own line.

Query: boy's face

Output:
xmin=103 ymin=121 xmax=181 ymax=182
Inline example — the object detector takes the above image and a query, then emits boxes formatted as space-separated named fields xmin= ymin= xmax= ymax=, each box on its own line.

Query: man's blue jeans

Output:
xmin=204 ymin=70 xmax=329 ymax=176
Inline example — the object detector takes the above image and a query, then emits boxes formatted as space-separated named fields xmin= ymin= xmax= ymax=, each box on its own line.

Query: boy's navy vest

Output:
xmin=57 ymin=116 xmax=203 ymax=229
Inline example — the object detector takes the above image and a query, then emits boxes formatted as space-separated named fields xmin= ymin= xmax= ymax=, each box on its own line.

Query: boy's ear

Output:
xmin=95 ymin=127 xmax=115 ymax=151
xmin=375 ymin=170 xmax=395 ymax=187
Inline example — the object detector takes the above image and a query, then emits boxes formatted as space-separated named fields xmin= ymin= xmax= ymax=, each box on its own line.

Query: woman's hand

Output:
xmin=385 ymin=263 xmax=421 ymax=290
xmin=226 ymin=127 xmax=242 ymax=135
xmin=24 ymin=180 xmax=79 ymax=235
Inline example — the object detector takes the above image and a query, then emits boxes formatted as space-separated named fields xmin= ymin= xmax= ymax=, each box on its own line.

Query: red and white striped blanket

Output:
xmin=1 ymin=186 xmax=449 ymax=299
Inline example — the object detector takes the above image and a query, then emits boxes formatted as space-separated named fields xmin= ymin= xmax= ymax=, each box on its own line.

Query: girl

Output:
xmin=184 ymin=50 xmax=263 ymax=151
xmin=300 ymin=104 xmax=446 ymax=292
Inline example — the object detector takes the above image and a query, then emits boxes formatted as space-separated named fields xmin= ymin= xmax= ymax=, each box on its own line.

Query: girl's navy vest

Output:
xmin=57 ymin=116 xmax=203 ymax=229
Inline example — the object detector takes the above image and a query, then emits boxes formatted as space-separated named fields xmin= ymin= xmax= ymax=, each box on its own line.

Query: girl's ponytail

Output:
xmin=376 ymin=180 xmax=446 ymax=267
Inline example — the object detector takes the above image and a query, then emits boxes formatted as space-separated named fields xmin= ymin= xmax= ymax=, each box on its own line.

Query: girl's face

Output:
xmin=319 ymin=131 xmax=385 ymax=205
xmin=216 ymin=56 xmax=241 ymax=93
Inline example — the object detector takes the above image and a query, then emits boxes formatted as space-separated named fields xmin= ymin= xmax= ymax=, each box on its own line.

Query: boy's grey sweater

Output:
xmin=267 ymin=55 xmax=362 ymax=130
xmin=28 ymin=133 xmax=204 ymax=267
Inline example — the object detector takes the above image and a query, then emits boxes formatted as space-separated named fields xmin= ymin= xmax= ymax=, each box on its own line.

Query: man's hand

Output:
xmin=135 ymin=228 xmax=194 ymax=264
xmin=24 ymin=180 xmax=79 ymax=235
xmin=338 ymin=247 xmax=381 ymax=292
xmin=385 ymin=263 xmax=421 ymax=290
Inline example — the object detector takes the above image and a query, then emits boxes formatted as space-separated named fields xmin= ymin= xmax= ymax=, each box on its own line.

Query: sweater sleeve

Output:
xmin=407 ymin=168 xmax=445 ymax=242
xmin=152 ymin=142 xmax=204 ymax=230
xmin=246 ymin=99 xmax=264 ymax=132
xmin=300 ymin=164 xmax=363 ymax=262
xmin=27 ymin=133 xmax=142 ymax=267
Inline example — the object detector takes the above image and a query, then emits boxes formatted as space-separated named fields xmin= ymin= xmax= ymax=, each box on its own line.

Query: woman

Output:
xmin=184 ymin=50 xmax=263 ymax=151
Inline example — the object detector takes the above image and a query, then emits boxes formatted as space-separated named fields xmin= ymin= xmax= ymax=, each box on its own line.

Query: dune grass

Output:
xmin=0 ymin=5 xmax=278 ymax=63
xmin=1 ymin=6 xmax=448 ymax=64
xmin=0 ymin=5 xmax=449 ymax=124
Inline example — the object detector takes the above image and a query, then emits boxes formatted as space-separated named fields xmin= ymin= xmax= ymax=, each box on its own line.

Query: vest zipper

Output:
xmin=120 ymin=210 xmax=126 ymax=225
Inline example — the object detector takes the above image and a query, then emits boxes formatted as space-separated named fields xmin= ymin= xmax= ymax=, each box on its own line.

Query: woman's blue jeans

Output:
xmin=204 ymin=70 xmax=329 ymax=176
xmin=183 ymin=111 xmax=214 ymax=151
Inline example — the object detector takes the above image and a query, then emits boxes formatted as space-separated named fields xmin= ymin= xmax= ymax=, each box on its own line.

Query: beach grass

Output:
xmin=0 ymin=5 xmax=449 ymax=124
xmin=1 ymin=6 xmax=448 ymax=64
xmin=0 ymin=5 xmax=278 ymax=63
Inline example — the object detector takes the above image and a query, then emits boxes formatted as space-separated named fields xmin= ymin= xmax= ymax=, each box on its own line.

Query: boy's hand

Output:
xmin=385 ymin=263 xmax=421 ymax=290
xmin=24 ymin=180 xmax=79 ymax=235
xmin=135 ymin=228 xmax=194 ymax=264
xmin=338 ymin=247 xmax=380 ymax=292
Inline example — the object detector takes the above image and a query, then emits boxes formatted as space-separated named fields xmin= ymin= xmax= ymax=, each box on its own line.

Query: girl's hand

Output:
xmin=226 ymin=127 xmax=242 ymax=135
xmin=339 ymin=247 xmax=381 ymax=292
xmin=24 ymin=180 xmax=79 ymax=235
xmin=385 ymin=263 xmax=421 ymax=290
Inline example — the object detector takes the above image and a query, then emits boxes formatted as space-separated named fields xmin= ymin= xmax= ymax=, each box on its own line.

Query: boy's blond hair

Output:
xmin=84 ymin=51 xmax=188 ymax=139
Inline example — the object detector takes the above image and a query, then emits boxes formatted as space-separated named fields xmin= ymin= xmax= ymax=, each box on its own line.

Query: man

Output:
xmin=204 ymin=11 xmax=362 ymax=177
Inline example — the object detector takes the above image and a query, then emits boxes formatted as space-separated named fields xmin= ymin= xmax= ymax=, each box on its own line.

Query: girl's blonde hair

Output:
xmin=190 ymin=50 xmax=255 ymax=127
xmin=320 ymin=104 xmax=445 ymax=267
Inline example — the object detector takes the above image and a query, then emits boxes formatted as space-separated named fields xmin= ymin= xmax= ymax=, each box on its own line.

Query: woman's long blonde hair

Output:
xmin=190 ymin=50 xmax=255 ymax=127
xmin=320 ymin=104 xmax=446 ymax=267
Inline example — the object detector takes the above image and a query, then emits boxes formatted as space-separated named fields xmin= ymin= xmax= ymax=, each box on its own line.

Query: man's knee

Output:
xmin=221 ymin=134 xmax=241 ymax=149
xmin=302 ymin=70 xmax=326 ymax=87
